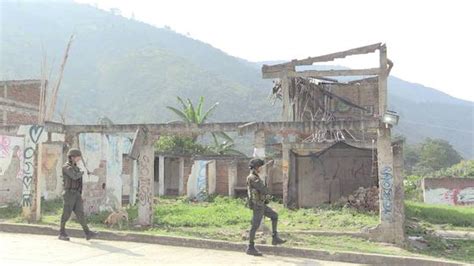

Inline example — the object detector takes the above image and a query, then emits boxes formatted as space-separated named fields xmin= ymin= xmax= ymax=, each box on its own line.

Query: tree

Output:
xmin=404 ymin=144 xmax=420 ymax=175
xmin=418 ymin=138 xmax=463 ymax=172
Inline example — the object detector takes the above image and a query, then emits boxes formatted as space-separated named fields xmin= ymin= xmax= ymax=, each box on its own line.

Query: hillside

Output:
xmin=1 ymin=1 xmax=472 ymax=158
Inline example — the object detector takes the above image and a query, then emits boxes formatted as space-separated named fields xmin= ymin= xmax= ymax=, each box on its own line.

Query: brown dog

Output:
xmin=104 ymin=209 xmax=128 ymax=229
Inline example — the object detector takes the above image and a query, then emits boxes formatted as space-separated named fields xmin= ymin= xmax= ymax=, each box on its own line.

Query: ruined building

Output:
xmin=0 ymin=43 xmax=405 ymax=244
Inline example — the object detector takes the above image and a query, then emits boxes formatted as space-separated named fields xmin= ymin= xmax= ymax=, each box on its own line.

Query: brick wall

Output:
xmin=215 ymin=160 xmax=229 ymax=195
xmin=0 ymin=80 xmax=41 ymax=125
xmin=236 ymin=159 xmax=249 ymax=188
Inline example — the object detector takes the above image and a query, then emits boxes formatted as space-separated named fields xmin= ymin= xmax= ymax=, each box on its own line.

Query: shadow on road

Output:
xmin=69 ymin=240 xmax=144 ymax=257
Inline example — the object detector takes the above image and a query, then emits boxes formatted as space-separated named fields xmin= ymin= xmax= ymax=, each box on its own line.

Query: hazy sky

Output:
xmin=76 ymin=0 xmax=474 ymax=102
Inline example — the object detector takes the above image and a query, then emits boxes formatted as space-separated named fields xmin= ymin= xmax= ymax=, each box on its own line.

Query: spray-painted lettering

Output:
xmin=380 ymin=166 xmax=393 ymax=221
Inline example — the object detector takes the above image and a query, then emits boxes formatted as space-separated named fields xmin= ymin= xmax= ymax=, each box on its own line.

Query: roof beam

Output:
xmin=289 ymin=68 xmax=380 ymax=77
xmin=262 ymin=43 xmax=382 ymax=78
xmin=288 ymin=43 xmax=381 ymax=66
xmin=36 ymin=119 xmax=379 ymax=135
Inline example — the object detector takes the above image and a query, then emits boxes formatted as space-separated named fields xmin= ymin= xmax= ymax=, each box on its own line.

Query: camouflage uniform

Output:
xmin=59 ymin=149 xmax=96 ymax=240
xmin=247 ymin=170 xmax=279 ymax=245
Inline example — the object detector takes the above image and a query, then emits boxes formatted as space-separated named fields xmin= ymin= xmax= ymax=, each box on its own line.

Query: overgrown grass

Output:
xmin=2 ymin=197 xmax=474 ymax=263
xmin=406 ymin=200 xmax=474 ymax=227
xmin=0 ymin=203 xmax=22 ymax=220
xmin=154 ymin=197 xmax=251 ymax=228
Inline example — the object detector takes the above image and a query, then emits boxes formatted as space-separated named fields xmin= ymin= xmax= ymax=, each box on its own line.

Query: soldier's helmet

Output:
xmin=67 ymin=148 xmax=82 ymax=157
xmin=249 ymin=158 xmax=265 ymax=169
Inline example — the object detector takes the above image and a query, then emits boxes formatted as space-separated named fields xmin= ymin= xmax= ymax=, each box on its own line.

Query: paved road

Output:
xmin=0 ymin=232 xmax=361 ymax=266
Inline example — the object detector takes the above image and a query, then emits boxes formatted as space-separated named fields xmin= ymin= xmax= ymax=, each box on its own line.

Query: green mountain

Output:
xmin=1 ymin=1 xmax=473 ymax=158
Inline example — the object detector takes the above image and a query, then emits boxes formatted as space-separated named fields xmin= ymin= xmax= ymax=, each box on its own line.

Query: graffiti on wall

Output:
xmin=19 ymin=125 xmax=46 ymax=207
xmin=425 ymin=187 xmax=474 ymax=205
xmin=79 ymin=133 xmax=133 ymax=213
xmin=137 ymin=148 xmax=154 ymax=225
xmin=186 ymin=160 xmax=209 ymax=201
xmin=40 ymin=143 xmax=62 ymax=200
xmin=0 ymin=135 xmax=24 ymax=179
xmin=380 ymin=166 xmax=394 ymax=221
xmin=105 ymin=135 xmax=123 ymax=210
xmin=138 ymin=154 xmax=152 ymax=207
xmin=0 ymin=135 xmax=23 ymax=205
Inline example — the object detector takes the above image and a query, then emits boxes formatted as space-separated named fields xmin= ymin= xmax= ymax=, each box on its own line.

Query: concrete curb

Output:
xmin=0 ymin=223 xmax=463 ymax=266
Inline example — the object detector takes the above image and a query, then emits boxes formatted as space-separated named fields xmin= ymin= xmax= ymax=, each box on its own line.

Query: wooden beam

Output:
xmin=262 ymin=64 xmax=294 ymax=79
xmin=262 ymin=43 xmax=382 ymax=77
xmin=290 ymin=43 xmax=381 ymax=66
xmin=289 ymin=68 xmax=380 ymax=77
xmin=311 ymin=76 xmax=339 ymax=83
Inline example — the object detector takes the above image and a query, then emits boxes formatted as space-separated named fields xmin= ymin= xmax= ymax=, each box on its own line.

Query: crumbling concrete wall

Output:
xmin=327 ymin=78 xmax=379 ymax=119
xmin=78 ymin=133 xmax=133 ymax=214
xmin=295 ymin=142 xmax=375 ymax=207
xmin=0 ymin=125 xmax=60 ymax=222
xmin=38 ymin=142 xmax=63 ymax=200
xmin=0 ymin=135 xmax=24 ymax=204
xmin=423 ymin=177 xmax=474 ymax=205
xmin=267 ymin=159 xmax=284 ymax=196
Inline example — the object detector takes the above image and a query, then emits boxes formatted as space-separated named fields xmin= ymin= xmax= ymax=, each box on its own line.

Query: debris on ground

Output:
xmin=408 ymin=236 xmax=429 ymax=250
xmin=338 ymin=186 xmax=379 ymax=212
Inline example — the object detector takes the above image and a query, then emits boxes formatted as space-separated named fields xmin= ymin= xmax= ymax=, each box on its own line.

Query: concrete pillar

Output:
xmin=392 ymin=140 xmax=406 ymax=240
xmin=130 ymin=159 xmax=138 ymax=205
xmin=281 ymin=142 xmax=291 ymax=207
xmin=178 ymin=157 xmax=185 ymax=195
xmin=367 ymin=44 xmax=405 ymax=244
xmin=19 ymin=125 xmax=46 ymax=222
xmin=228 ymin=160 xmax=238 ymax=197
xmin=208 ymin=160 xmax=217 ymax=195
xmin=158 ymin=155 xmax=165 ymax=196
xmin=377 ymin=127 xmax=395 ymax=223
xmin=35 ymin=143 xmax=46 ymax=221
xmin=254 ymin=129 xmax=267 ymax=183
xmin=280 ymin=76 xmax=293 ymax=121
xmin=137 ymin=144 xmax=154 ymax=226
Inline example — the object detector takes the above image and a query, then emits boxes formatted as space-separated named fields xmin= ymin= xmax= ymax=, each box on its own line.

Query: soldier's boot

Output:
xmin=85 ymin=230 xmax=99 ymax=240
xmin=246 ymin=243 xmax=263 ymax=256
xmin=58 ymin=223 xmax=70 ymax=241
xmin=272 ymin=233 xmax=286 ymax=245
xmin=83 ymin=225 xmax=99 ymax=240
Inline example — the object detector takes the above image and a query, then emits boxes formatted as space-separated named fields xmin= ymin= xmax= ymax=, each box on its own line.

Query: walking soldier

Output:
xmin=58 ymin=148 xmax=98 ymax=241
xmin=246 ymin=158 xmax=286 ymax=256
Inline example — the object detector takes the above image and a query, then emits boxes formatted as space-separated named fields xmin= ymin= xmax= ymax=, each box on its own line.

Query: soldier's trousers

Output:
xmin=60 ymin=190 xmax=90 ymax=234
xmin=249 ymin=205 xmax=278 ymax=244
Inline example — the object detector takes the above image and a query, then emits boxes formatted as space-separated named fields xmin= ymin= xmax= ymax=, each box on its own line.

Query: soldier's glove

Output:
xmin=264 ymin=194 xmax=272 ymax=204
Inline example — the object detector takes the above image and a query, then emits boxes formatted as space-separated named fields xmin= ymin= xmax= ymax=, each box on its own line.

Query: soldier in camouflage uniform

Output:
xmin=246 ymin=158 xmax=286 ymax=256
xmin=58 ymin=148 xmax=98 ymax=241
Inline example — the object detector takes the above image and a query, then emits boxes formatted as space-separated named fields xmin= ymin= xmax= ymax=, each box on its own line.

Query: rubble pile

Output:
xmin=338 ymin=186 xmax=379 ymax=213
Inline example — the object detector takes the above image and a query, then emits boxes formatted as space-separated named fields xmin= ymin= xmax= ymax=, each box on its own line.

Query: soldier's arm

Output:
xmin=63 ymin=165 xmax=83 ymax=180
xmin=250 ymin=177 xmax=270 ymax=195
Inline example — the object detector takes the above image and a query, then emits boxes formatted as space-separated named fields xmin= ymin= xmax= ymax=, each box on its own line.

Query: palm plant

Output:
xmin=167 ymin=96 xmax=219 ymax=125
xmin=210 ymin=132 xmax=246 ymax=156
xmin=166 ymin=96 xmax=244 ymax=156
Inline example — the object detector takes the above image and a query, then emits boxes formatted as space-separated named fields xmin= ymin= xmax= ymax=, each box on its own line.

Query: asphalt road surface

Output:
xmin=0 ymin=232 xmax=362 ymax=265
